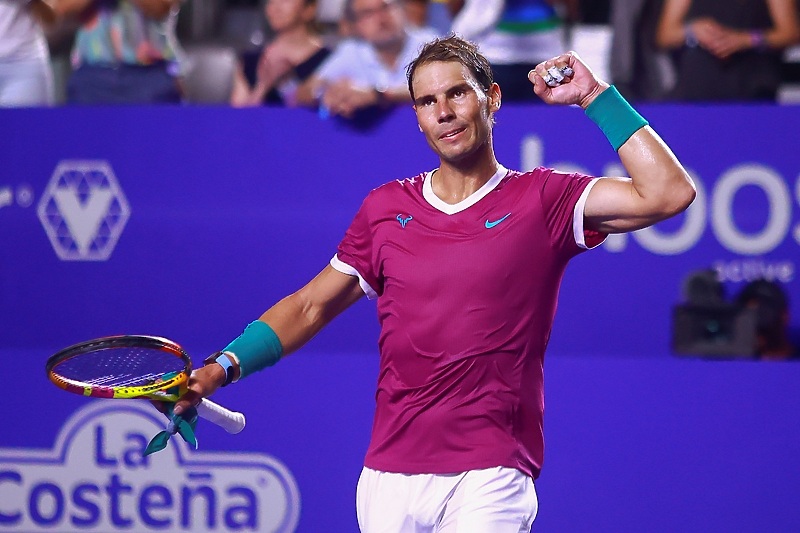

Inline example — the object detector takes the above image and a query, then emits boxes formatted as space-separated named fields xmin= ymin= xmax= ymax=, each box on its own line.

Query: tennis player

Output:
xmin=173 ymin=35 xmax=696 ymax=532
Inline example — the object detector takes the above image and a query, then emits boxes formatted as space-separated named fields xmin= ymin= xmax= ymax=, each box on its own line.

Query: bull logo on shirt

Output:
xmin=397 ymin=214 xmax=413 ymax=228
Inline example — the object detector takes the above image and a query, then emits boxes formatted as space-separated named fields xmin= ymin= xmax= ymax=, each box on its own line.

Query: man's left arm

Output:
xmin=531 ymin=52 xmax=696 ymax=235
xmin=582 ymin=122 xmax=695 ymax=234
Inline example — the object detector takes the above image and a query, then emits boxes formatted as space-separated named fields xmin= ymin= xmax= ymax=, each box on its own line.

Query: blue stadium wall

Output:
xmin=1 ymin=104 xmax=799 ymax=532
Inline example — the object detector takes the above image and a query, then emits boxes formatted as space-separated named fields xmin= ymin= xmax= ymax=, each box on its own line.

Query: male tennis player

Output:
xmin=172 ymin=35 xmax=695 ymax=531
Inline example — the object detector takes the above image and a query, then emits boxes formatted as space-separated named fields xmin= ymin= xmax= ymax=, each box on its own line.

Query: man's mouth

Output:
xmin=439 ymin=127 xmax=466 ymax=140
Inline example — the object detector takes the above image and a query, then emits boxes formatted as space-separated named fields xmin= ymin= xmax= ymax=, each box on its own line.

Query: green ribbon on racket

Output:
xmin=144 ymin=373 xmax=199 ymax=456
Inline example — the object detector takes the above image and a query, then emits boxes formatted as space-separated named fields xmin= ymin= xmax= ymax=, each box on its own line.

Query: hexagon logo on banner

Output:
xmin=37 ymin=160 xmax=131 ymax=261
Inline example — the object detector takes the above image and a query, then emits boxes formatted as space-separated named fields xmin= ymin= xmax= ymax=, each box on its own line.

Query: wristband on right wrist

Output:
xmin=585 ymin=85 xmax=649 ymax=151
xmin=221 ymin=320 xmax=283 ymax=379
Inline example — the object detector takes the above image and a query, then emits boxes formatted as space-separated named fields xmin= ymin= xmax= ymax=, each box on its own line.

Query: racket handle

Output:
xmin=196 ymin=399 xmax=246 ymax=434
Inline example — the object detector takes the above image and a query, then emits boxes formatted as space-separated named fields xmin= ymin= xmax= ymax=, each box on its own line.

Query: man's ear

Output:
xmin=489 ymin=83 xmax=502 ymax=110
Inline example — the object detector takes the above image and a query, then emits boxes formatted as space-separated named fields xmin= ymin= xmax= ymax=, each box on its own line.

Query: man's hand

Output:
xmin=321 ymin=79 xmax=380 ymax=119
xmin=529 ymin=51 xmax=609 ymax=109
xmin=170 ymin=363 xmax=227 ymax=416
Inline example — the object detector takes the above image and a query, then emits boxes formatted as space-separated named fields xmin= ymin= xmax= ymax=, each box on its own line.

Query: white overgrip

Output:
xmin=196 ymin=399 xmax=246 ymax=434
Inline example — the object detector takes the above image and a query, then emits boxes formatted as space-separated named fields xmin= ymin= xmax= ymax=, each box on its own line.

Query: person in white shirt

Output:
xmin=297 ymin=0 xmax=438 ymax=119
xmin=0 ymin=0 xmax=55 ymax=107
xmin=449 ymin=0 xmax=579 ymax=101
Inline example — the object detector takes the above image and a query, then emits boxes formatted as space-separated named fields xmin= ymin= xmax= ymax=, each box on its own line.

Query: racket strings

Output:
xmin=53 ymin=346 xmax=185 ymax=388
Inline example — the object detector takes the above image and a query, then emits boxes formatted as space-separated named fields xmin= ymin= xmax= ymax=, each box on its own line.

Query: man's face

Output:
xmin=412 ymin=61 xmax=499 ymax=164
xmin=350 ymin=0 xmax=406 ymax=49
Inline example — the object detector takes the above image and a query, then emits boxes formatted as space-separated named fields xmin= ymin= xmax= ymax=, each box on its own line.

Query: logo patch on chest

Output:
xmin=397 ymin=214 xmax=413 ymax=228
xmin=485 ymin=213 xmax=511 ymax=229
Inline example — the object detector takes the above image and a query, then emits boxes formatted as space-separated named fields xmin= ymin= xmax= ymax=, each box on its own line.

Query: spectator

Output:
xmin=230 ymin=0 xmax=331 ymax=107
xmin=656 ymin=0 xmax=800 ymax=101
xmin=736 ymin=280 xmax=798 ymax=360
xmin=609 ymin=0 xmax=676 ymax=101
xmin=0 ymin=0 xmax=55 ymax=107
xmin=56 ymin=0 xmax=182 ymax=104
xmin=448 ymin=0 xmax=580 ymax=102
xmin=403 ymin=0 xmax=428 ymax=28
xmin=296 ymin=0 xmax=438 ymax=119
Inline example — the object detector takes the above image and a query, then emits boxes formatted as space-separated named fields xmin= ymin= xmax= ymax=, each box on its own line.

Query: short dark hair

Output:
xmin=406 ymin=34 xmax=494 ymax=101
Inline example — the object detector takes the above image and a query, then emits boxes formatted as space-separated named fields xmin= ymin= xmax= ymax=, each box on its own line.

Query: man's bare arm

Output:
xmin=172 ymin=265 xmax=365 ymax=412
xmin=261 ymin=265 xmax=365 ymax=355
xmin=583 ymin=126 xmax=696 ymax=233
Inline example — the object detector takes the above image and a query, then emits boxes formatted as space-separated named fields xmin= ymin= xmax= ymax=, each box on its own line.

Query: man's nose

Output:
xmin=436 ymin=99 xmax=454 ymax=122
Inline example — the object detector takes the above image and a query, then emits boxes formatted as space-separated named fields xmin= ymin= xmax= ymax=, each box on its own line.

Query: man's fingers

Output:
xmin=531 ymin=60 xmax=574 ymax=88
xmin=149 ymin=399 xmax=169 ymax=415
xmin=173 ymin=388 xmax=203 ymax=416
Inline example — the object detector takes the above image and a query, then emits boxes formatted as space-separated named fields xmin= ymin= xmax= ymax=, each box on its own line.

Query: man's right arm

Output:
xmin=172 ymin=265 xmax=364 ymax=414
xmin=261 ymin=264 xmax=365 ymax=355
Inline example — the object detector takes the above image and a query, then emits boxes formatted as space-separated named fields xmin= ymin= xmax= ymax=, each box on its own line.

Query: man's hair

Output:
xmin=406 ymin=34 xmax=494 ymax=101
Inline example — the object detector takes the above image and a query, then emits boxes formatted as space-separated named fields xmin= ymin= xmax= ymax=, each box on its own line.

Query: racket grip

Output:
xmin=196 ymin=399 xmax=246 ymax=434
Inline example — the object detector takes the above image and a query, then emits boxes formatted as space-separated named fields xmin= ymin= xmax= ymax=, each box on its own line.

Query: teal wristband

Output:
xmin=585 ymin=85 xmax=648 ymax=151
xmin=223 ymin=320 xmax=283 ymax=379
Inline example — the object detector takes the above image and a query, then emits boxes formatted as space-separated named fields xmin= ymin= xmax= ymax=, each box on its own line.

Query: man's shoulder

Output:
xmin=362 ymin=172 xmax=426 ymax=204
xmin=504 ymin=166 xmax=551 ymax=183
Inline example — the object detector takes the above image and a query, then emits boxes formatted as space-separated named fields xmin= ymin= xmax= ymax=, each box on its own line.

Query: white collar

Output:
xmin=422 ymin=165 xmax=509 ymax=215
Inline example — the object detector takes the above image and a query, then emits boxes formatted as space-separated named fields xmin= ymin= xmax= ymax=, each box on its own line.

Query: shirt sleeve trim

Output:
xmin=330 ymin=254 xmax=378 ymax=300
xmin=573 ymin=178 xmax=607 ymax=250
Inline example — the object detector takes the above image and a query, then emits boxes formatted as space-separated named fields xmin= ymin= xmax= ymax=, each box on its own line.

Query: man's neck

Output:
xmin=432 ymin=150 xmax=500 ymax=205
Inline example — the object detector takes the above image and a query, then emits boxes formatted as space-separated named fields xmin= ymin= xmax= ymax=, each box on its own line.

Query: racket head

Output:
xmin=46 ymin=335 xmax=192 ymax=400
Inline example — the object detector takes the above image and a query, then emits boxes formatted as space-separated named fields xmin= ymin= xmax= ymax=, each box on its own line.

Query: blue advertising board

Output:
xmin=1 ymin=104 xmax=798 ymax=532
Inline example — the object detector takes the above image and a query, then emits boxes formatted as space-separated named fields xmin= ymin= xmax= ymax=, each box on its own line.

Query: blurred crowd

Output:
xmin=1 ymin=0 xmax=799 ymax=111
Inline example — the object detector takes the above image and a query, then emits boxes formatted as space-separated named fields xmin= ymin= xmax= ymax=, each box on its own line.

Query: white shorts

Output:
xmin=356 ymin=466 xmax=538 ymax=533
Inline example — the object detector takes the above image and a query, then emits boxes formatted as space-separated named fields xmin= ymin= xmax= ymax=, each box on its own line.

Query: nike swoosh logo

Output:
xmin=485 ymin=213 xmax=511 ymax=229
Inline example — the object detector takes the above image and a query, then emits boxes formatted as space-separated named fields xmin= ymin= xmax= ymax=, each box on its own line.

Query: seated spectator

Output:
xmin=56 ymin=0 xmax=182 ymax=104
xmin=656 ymin=0 xmax=800 ymax=101
xmin=448 ymin=0 xmax=579 ymax=102
xmin=0 ymin=0 xmax=55 ymax=107
xmin=736 ymin=279 xmax=798 ymax=361
xmin=231 ymin=0 xmax=331 ymax=107
xmin=296 ymin=0 xmax=438 ymax=119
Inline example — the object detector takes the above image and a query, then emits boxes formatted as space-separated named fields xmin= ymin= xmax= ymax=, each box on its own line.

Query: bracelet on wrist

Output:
xmin=203 ymin=351 xmax=236 ymax=387
xmin=684 ymin=24 xmax=699 ymax=48
xmin=749 ymin=31 xmax=767 ymax=50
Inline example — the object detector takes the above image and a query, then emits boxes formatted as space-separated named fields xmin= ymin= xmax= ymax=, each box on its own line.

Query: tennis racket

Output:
xmin=46 ymin=335 xmax=245 ymax=434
